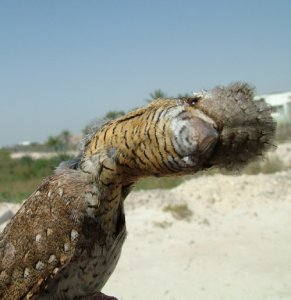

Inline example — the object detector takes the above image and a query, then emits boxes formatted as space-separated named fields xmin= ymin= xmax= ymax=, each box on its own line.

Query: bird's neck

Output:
xmin=79 ymin=149 xmax=134 ymax=235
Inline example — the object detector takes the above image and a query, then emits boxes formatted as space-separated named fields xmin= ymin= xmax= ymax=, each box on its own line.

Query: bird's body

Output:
xmin=0 ymin=169 xmax=126 ymax=299
xmin=0 ymin=83 xmax=275 ymax=299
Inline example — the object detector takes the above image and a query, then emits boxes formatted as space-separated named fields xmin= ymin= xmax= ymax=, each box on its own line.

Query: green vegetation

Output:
xmin=0 ymin=148 xmax=289 ymax=203
xmin=146 ymin=89 xmax=167 ymax=102
xmin=45 ymin=130 xmax=75 ymax=153
xmin=5 ymin=130 xmax=76 ymax=154
xmin=146 ymin=89 xmax=191 ymax=102
xmin=82 ymin=110 xmax=126 ymax=136
xmin=104 ymin=110 xmax=125 ymax=120
xmin=0 ymin=150 xmax=71 ymax=202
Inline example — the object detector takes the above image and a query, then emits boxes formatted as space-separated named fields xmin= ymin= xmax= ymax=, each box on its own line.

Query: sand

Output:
xmin=103 ymin=171 xmax=291 ymax=300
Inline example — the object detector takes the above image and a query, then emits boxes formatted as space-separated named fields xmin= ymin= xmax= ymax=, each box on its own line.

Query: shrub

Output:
xmin=163 ymin=203 xmax=193 ymax=221
xmin=0 ymin=154 xmax=72 ymax=202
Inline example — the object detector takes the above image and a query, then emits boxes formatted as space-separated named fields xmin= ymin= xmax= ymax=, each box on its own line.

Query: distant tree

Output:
xmin=146 ymin=89 xmax=167 ymax=102
xmin=59 ymin=130 xmax=71 ymax=145
xmin=105 ymin=111 xmax=125 ymax=120
xmin=82 ymin=124 xmax=92 ymax=136
xmin=82 ymin=111 xmax=125 ymax=137
xmin=177 ymin=93 xmax=191 ymax=98
xmin=146 ymin=90 xmax=191 ymax=102
xmin=46 ymin=136 xmax=62 ymax=152
xmin=45 ymin=130 xmax=72 ymax=154
xmin=59 ymin=130 xmax=72 ymax=153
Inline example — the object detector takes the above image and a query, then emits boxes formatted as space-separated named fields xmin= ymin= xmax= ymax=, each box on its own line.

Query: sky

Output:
xmin=0 ymin=0 xmax=291 ymax=147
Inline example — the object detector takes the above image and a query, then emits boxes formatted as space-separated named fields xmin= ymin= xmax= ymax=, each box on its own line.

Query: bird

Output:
xmin=0 ymin=82 xmax=275 ymax=299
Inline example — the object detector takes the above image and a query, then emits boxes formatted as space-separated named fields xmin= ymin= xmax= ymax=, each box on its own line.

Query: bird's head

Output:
xmin=80 ymin=82 xmax=275 ymax=183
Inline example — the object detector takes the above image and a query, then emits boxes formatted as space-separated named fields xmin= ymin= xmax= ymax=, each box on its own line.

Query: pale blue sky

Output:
xmin=0 ymin=0 xmax=290 ymax=147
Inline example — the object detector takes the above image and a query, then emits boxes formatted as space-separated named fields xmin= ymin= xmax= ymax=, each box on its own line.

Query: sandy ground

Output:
xmin=102 ymin=171 xmax=291 ymax=300
xmin=1 ymin=143 xmax=291 ymax=300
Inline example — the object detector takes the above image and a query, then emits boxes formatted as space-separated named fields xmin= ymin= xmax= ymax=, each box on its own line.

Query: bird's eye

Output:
xmin=189 ymin=96 xmax=201 ymax=105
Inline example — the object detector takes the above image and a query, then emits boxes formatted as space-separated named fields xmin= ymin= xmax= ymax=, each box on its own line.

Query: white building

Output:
xmin=18 ymin=141 xmax=32 ymax=146
xmin=255 ymin=91 xmax=291 ymax=123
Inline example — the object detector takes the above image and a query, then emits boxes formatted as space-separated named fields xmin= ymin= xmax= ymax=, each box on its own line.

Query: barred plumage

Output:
xmin=81 ymin=99 xmax=218 ymax=180
xmin=0 ymin=82 xmax=275 ymax=299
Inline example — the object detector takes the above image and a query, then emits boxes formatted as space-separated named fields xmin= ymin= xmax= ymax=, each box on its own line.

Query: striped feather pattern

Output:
xmin=81 ymin=99 xmax=219 ymax=183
